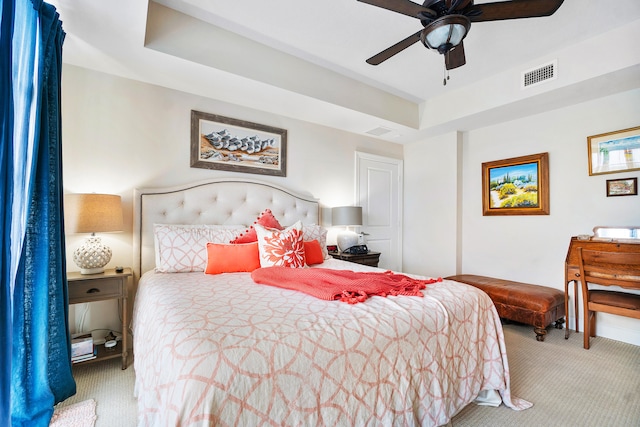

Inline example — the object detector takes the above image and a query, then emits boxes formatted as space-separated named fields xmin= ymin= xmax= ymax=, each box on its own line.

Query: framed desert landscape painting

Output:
xmin=190 ymin=110 xmax=287 ymax=177
xmin=587 ymin=126 xmax=640 ymax=176
xmin=482 ymin=152 xmax=550 ymax=216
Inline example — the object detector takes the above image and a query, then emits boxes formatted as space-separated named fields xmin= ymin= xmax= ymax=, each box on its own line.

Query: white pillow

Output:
xmin=153 ymin=224 xmax=244 ymax=273
xmin=255 ymin=221 xmax=305 ymax=268
xmin=302 ymin=224 xmax=329 ymax=259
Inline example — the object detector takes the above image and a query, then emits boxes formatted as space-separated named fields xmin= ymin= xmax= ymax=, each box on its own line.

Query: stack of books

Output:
xmin=71 ymin=333 xmax=96 ymax=363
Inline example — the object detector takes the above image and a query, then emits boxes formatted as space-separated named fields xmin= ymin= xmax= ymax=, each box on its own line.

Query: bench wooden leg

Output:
xmin=534 ymin=327 xmax=547 ymax=341
xmin=554 ymin=318 xmax=564 ymax=329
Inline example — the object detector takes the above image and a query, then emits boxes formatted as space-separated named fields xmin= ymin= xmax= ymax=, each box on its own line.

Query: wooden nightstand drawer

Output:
xmin=68 ymin=277 xmax=122 ymax=302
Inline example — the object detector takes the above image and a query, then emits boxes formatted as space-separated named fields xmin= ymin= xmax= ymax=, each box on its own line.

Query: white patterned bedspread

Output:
xmin=132 ymin=259 xmax=531 ymax=426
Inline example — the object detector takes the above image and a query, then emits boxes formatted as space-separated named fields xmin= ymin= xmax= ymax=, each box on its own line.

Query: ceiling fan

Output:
xmin=358 ymin=0 xmax=564 ymax=78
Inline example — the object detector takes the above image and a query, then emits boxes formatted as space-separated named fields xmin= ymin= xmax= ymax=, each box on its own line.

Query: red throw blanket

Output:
xmin=251 ymin=267 xmax=442 ymax=304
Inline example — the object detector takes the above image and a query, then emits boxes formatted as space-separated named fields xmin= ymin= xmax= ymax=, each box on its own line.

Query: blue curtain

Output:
xmin=1 ymin=1 xmax=76 ymax=426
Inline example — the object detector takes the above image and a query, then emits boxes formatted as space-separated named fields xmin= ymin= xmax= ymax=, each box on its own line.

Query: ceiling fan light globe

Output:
xmin=420 ymin=15 xmax=470 ymax=53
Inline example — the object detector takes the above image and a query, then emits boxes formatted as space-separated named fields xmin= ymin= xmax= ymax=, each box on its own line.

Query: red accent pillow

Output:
xmin=230 ymin=209 xmax=283 ymax=244
xmin=205 ymin=242 xmax=261 ymax=274
xmin=304 ymin=240 xmax=325 ymax=265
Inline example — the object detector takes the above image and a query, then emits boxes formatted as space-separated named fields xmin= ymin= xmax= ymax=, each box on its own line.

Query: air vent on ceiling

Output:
xmin=365 ymin=126 xmax=393 ymax=136
xmin=521 ymin=60 xmax=557 ymax=89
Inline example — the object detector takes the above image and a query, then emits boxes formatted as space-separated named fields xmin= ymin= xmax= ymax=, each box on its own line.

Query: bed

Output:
xmin=131 ymin=178 xmax=530 ymax=426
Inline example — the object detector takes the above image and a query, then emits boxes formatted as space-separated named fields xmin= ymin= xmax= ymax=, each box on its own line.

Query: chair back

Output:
xmin=577 ymin=248 xmax=640 ymax=291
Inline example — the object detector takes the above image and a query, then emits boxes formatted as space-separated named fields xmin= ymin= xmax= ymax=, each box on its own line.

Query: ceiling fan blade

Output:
xmin=357 ymin=0 xmax=435 ymax=19
xmin=469 ymin=0 xmax=564 ymax=22
xmin=445 ymin=42 xmax=466 ymax=70
xmin=366 ymin=31 xmax=421 ymax=65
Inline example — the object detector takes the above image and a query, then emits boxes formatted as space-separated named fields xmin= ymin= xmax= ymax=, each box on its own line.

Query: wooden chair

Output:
xmin=577 ymin=248 xmax=640 ymax=349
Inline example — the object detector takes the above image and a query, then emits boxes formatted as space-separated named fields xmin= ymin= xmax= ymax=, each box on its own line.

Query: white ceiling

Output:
xmin=49 ymin=0 xmax=640 ymax=144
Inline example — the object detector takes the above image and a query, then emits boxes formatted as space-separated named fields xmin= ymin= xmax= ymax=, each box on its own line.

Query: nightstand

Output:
xmin=67 ymin=268 xmax=131 ymax=369
xmin=329 ymin=251 xmax=381 ymax=267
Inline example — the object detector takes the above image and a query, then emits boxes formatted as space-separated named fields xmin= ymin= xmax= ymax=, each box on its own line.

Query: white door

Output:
xmin=356 ymin=152 xmax=403 ymax=271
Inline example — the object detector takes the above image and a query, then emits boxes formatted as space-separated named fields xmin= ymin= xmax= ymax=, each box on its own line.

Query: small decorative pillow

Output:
xmin=230 ymin=209 xmax=283 ymax=244
xmin=255 ymin=221 xmax=305 ymax=268
xmin=302 ymin=224 xmax=329 ymax=259
xmin=154 ymin=224 xmax=245 ymax=273
xmin=205 ymin=242 xmax=261 ymax=275
xmin=304 ymin=240 xmax=325 ymax=265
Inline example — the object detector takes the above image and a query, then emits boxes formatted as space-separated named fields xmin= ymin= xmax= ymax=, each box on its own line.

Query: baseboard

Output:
xmin=565 ymin=315 xmax=640 ymax=346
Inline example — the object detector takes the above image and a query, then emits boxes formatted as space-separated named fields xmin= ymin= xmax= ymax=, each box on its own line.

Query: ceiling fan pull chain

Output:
xmin=443 ymin=62 xmax=450 ymax=86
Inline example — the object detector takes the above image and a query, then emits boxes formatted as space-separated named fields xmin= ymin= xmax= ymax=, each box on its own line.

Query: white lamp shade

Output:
xmin=331 ymin=206 xmax=363 ymax=227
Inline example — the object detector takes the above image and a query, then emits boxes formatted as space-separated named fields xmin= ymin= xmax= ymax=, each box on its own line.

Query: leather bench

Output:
xmin=445 ymin=274 xmax=565 ymax=341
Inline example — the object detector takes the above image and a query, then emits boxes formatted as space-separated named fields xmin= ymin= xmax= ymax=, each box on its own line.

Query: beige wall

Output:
xmin=63 ymin=63 xmax=640 ymax=347
xmin=404 ymin=88 xmax=640 ymax=345
xmin=62 ymin=64 xmax=402 ymax=337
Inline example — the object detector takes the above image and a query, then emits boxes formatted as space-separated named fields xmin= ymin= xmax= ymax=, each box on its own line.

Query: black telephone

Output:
xmin=343 ymin=245 xmax=368 ymax=255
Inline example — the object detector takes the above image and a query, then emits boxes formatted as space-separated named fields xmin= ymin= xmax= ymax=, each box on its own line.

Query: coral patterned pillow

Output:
xmin=255 ymin=221 xmax=305 ymax=268
xmin=230 ymin=209 xmax=283 ymax=244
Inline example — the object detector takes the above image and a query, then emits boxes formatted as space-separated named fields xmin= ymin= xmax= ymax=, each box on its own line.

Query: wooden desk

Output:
xmin=564 ymin=237 xmax=640 ymax=339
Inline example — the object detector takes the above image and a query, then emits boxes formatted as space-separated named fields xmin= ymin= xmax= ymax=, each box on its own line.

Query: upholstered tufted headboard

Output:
xmin=133 ymin=178 xmax=320 ymax=278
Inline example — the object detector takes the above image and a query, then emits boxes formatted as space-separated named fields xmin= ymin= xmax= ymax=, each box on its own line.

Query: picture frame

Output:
xmin=482 ymin=152 xmax=550 ymax=216
xmin=587 ymin=125 xmax=640 ymax=176
xmin=190 ymin=110 xmax=287 ymax=177
xmin=606 ymin=177 xmax=637 ymax=197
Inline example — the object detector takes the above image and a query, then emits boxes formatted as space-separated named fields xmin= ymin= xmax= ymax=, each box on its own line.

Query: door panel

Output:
xmin=356 ymin=152 xmax=403 ymax=271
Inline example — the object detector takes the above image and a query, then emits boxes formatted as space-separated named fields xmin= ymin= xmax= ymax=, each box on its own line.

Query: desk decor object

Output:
xmin=65 ymin=193 xmax=123 ymax=274
xmin=606 ymin=177 xmax=637 ymax=197
xmin=191 ymin=110 xmax=287 ymax=177
xmin=587 ymin=125 xmax=640 ymax=176
xmin=482 ymin=152 xmax=549 ymax=216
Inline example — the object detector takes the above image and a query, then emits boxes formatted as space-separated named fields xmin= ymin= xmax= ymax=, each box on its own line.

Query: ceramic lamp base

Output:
xmin=74 ymin=236 xmax=112 ymax=275
xmin=80 ymin=267 xmax=105 ymax=275
xmin=337 ymin=230 xmax=359 ymax=252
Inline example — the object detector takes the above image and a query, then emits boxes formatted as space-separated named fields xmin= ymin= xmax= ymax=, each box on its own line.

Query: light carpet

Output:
xmin=452 ymin=323 xmax=640 ymax=426
xmin=54 ymin=358 xmax=137 ymax=427
xmin=50 ymin=399 xmax=96 ymax=427
xmin=55 ymin=324 xmax=640 ymax=426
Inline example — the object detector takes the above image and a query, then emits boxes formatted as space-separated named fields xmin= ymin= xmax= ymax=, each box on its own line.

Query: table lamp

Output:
xmin=331 ymin=206 xmax=362 ymax=252
xmin=65 ymin=193 xmax=123 ymax=274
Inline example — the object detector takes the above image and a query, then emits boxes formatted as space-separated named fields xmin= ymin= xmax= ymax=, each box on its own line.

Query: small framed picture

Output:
xmin=606 ymin=177 xmax=637 ymax=197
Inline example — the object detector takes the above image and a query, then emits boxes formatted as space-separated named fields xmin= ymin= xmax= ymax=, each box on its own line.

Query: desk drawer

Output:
xmin=69 ymin=278 xmax=122 ymax=303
